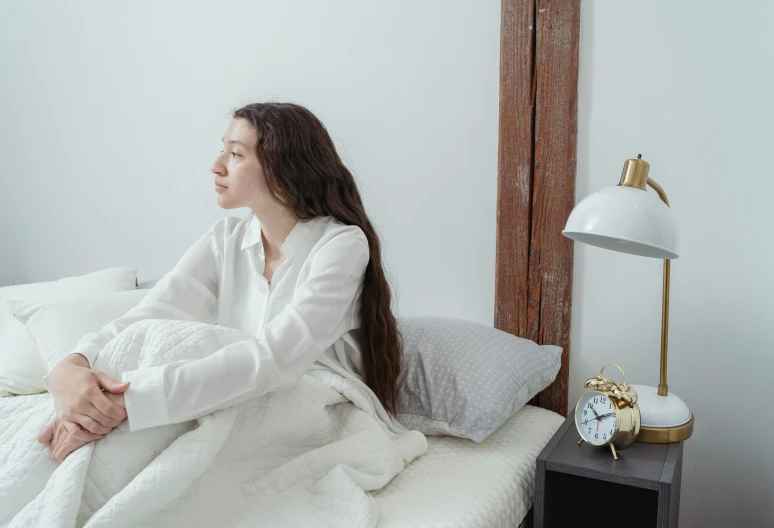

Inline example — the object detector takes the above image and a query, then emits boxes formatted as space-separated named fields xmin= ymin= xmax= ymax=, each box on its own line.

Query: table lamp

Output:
xmin=563 ymin=155 xmax=694 ymax=443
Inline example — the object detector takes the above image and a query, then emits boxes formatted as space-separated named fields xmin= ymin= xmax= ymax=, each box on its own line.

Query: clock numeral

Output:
xmin=595 ymin=433 xmax=598 ymax=439
xmin=583 ymin=410 xmax=587 ymax=416
xmin=587 ymin=403 xmax=593 ymax=409
xmin=603 ymin=434 xmax=606 ymax=440
xmin=593 ymin=397 xmax=598 ymax=404
xmin=609 ymin=403 xmax=612 ymax=409
xmin=588 ymin=428 xmax=591 ymax=434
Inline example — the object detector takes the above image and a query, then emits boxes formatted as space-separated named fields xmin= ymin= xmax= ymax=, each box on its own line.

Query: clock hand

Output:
xmin=580 ymin=411 xmax=615 ymax=427
xmin=590 ymin=407 xmax=599 ymax=418
xmin=580 ymin=411 xmax=612 ymax=426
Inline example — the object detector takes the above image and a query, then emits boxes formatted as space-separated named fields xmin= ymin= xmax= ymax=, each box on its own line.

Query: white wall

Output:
xmin=573 ymin=2 xmax=774 ymax=526
xmin=0 ymin=0 xmax=501 ymax=325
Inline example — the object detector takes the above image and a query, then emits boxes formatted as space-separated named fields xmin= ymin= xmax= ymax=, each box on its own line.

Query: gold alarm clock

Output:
xmin=574 ymin=363 xmax=640 ymax=460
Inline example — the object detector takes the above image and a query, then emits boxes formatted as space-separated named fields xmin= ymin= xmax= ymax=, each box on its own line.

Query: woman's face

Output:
xmin=211 ymin=118 xmax=273 ymax=211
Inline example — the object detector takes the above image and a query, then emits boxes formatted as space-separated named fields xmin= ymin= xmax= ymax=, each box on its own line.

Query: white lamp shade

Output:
xmin=562 ymin=186 xmax=679 ymax=259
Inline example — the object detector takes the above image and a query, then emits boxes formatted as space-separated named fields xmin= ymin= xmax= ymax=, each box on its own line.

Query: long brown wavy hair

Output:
xmin=233 ymin=102 xmax=402 ymax=416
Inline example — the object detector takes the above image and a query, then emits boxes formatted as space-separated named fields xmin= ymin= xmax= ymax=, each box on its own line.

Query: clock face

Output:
xmin=576 ymin=392 xmax=617 ymax=446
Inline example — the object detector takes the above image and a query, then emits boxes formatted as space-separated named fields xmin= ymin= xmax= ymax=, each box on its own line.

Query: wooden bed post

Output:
xmin=495 ymin=0 xmax=581 ymax=416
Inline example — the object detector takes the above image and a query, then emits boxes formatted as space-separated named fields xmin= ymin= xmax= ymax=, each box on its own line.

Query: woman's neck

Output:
xmin=254 ymin=209 xmax=297 ymax=260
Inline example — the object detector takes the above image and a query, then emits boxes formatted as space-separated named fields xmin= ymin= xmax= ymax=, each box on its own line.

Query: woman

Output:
xmin=38 ymin=102 xmax=402 ymax=462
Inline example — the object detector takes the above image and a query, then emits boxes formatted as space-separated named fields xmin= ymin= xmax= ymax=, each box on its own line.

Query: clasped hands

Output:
xmin=37 ymin=354 xmax=131 ymax=463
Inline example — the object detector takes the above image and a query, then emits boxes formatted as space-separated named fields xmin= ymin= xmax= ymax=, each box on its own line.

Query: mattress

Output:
xmin=373 ymin=404 xmax=564 ymax=528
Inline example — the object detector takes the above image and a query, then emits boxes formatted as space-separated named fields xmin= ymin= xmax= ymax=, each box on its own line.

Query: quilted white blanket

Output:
xmin=0 ymin=320 xmax=427 ymax=528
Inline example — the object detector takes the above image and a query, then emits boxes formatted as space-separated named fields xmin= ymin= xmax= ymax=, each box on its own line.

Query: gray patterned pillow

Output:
xmin=396 ymin=316 xmax=561 ymax=442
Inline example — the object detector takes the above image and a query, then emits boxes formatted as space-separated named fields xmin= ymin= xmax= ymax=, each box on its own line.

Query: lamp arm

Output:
xmin=646 ymin=177 xmax=670 ymax=207
xmin=647 ymin=176 xmax=672 ymax=397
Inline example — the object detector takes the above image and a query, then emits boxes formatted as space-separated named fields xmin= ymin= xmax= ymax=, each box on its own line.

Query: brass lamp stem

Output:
xmin=659 ymin=259 xmax=670 ymax=396
xmin=648 ymin=176 xmax=671 ymax=397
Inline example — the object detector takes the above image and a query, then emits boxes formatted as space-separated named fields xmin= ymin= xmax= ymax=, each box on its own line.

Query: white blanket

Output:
xmin=0 ymin=320 xmax=427 ymax=528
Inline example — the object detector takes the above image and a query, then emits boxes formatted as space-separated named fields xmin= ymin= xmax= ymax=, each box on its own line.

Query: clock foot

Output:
xmin=610 ymin=444 xmax=618 ymax=460
xmin=578 ymin=438 xmax=584 ymax=446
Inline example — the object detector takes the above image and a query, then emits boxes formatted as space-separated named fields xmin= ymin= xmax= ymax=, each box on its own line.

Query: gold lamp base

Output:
xmin=637 ymin=414 xmax=694 ymax=443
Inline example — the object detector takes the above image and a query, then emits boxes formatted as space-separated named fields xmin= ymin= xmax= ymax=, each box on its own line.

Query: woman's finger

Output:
xmin=55 ymin=439 xmax=75 ymax=463
xmin=59 ymin=390 xmax=117 ymax=428
xmin=92 ymin=373 xmax=130 ymax=419
xmin=73 ymin=427 xmax=103 ymax=442
xmin=89 ymin=391 xmax=126 ymax=427
xmin=91 ymin=392 xmax=126 ymax=427
xmin=51 ymin=438 xmax=63 ymax=461
xmin=37 ymin=422 xmax=55 ymax=445
xmin=60 ymin=418 xmax=103 ymax=442
xmin=61 ymin=418 xmax=103 ymax=442
xmin=81 ymin=403 xmax=122 ymax=429
xmin=73 ymin=414 xmax=112 ymax=435
xmin=52 ymin=428 xmax=75 ymax=462
xmin=53 ymin=440 xmax=67 ymax=463
xmin=52 ymin=420 xmax=63 ymax=452
xmin=50 ymin=424 xmax=65 ymax=460
xmin=76 ymin=387 xmax=124 ymax=427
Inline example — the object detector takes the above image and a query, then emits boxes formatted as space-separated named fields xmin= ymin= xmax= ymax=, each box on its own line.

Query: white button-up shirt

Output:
xmin=67 ymin=214 xmax=369 ymax=432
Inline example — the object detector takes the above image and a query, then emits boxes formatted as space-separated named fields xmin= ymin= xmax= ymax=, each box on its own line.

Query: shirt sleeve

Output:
xmin=120 ymin=228 xmax=369 ymax=432
xmin=44 ymin=223 xmax=221 ymax=387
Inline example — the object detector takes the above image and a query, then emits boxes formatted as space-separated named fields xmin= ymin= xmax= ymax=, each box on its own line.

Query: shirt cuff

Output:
xmin=121 ymin=366 xmax=169 ymax=432
xmin=73 ymin=343 xmax=104 ymax=370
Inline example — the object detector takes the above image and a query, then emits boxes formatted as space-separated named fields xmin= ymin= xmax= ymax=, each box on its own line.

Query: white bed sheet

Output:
xmin=373 ymin=404 xmax=564 ymax=528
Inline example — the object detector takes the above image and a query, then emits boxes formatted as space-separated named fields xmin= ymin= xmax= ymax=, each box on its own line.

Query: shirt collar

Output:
xmin=240 ymin=214 xmax=315 ymax=261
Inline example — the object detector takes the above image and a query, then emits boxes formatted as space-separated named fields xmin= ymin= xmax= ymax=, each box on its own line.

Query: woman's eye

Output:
xmin=231 ymin=152 xmax=240 ymax=158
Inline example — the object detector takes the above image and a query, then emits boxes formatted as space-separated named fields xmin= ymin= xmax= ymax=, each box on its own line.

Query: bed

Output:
xmin=1 ymin=282 xmax=568 ymax=528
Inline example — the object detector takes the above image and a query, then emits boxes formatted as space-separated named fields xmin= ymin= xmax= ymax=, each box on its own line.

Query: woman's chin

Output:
xmin=216 ymin=195 xmax=235 ymax=209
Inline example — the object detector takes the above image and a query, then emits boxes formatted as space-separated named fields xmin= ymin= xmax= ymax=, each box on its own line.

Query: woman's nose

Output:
xmin=211 ymin=156 xmax=226 ymax=176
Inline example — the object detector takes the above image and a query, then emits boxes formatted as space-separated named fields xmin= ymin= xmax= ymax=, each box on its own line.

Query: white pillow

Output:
xmin=8 ymin=289 xmax=149 ymax=375
xmin=0 ymin=268 xmax=137 ymax=396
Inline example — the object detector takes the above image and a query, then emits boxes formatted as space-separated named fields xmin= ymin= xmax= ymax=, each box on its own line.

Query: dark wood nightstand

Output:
xmin=534 ymin=416 xmax=683 ymax=528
